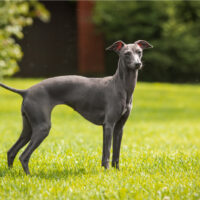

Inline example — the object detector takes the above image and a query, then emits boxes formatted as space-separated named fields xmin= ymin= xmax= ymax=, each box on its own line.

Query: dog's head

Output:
xmin=106 ymin=40 xmax=153 ymax=70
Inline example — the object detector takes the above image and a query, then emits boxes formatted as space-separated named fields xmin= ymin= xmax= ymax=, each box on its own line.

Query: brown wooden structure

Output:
xmin=77 ymin=1 xmax=104 ymax=74
xmin=17 ymin=1 xmax=104 ymax=77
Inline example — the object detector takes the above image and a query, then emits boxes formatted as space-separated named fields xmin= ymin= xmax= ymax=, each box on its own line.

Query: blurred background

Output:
xmin=0 ymin=0 xmax=200 ymax=83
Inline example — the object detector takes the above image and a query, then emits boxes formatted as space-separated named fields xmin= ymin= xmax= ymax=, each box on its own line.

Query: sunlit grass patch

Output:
xmin=0 ymin=78 xmax=200 ymax=199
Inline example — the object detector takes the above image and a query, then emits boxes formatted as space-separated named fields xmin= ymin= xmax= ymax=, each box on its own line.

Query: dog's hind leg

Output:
xmin=17 ymin=97 xmax=53 ymax=174
xmin=7 ymin=114 xmax=32 ymax=168
xmin=19 ymin=122 xmax=51 ymax=175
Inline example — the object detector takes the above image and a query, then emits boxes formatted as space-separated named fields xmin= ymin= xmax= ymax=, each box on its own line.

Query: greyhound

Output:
xmin=0 ymin=40 xmax=153 ymax=174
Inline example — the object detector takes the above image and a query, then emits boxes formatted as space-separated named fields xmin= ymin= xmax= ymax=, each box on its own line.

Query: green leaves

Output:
xmin=93 ymin=1 xmax=200 ymax=82
xmin=0 ymin=0 xmax=50 ymax=79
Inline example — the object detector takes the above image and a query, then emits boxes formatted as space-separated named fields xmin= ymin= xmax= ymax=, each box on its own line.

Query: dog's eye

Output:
xmin=136 ymin=50 xmax=142 ymax=56
xmin=125 ymin=52 xmax=131 ymax=56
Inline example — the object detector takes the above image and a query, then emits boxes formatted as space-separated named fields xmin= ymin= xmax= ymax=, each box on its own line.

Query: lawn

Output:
xmin=0 ymin=78 xmax=200 ymax=200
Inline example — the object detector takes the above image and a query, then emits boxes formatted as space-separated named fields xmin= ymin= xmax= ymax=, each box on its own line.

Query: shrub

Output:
xmin=0 ymin=0 xmax=50 ymax=78
xmin=93 ymin=1 xmax=200 ymax=82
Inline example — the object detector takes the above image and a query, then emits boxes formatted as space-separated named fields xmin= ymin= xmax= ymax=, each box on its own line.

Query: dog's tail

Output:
xmin=0 ymin=83 xmax=27 ymax=97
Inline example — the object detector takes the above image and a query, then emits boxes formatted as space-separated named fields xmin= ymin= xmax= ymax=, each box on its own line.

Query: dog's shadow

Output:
xmin=33 ymin=167 xmax=97 ymax=180
xmin=0 ymin=167 xmax=99 ymax=179
xmin=0 ymin=167 xmax=98 ymax=180
xmin=0 ymin=161 xmax=112 ymax=179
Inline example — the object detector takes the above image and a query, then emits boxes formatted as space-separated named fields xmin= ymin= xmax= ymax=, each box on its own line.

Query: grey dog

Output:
xmin=0 ymin=40 xmax=153 ymax=174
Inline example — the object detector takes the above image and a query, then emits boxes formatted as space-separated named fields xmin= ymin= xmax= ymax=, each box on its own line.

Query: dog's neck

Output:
xmin=113 ymin=58 xmax=138 ymax=104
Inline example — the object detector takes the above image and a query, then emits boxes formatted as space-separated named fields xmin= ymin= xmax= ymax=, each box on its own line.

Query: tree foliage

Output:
xmin=0 ymin=0 xmax=50 ymax=78
xmin=93 ymin=1 xmax=200 ymax=82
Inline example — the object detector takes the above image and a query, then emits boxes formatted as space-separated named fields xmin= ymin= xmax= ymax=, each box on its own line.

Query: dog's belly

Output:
xmin=64 ymin=99 xmax=105 ymax=125
xmin=75 ymin=107 xmax=105 ymax=125
xmin=63 ymin=94 xmax=106 ymax=125
xmin=65 ymin=95 xmax=105 ymax=125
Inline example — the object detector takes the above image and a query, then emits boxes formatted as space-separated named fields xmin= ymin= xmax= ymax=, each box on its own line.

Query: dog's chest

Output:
xmin=120 ymin=92 xmax=133 ymax=116
xmin=122 ymin=106 xmax=127 ymax=115
xmin=121 ymin=102 xmax=132 ymax=115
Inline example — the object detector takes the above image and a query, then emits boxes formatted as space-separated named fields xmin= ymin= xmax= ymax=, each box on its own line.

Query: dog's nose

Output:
xmin=135 ymin=62 xmax=141 ymax=68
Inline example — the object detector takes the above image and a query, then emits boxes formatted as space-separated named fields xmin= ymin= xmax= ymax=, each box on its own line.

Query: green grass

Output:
xmin=0 ymin=78 xmax=200 ymax=200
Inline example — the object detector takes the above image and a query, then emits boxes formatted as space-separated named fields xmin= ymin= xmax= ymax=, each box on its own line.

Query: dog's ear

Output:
xmin=135 ymin=40 xmax=153 ymax=49
xmin=106 ymin=40 xmax=125 ymax=53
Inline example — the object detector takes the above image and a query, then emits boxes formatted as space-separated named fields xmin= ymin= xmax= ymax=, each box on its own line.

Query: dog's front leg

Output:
xmin=112 ymin=110 xmax=130 ymax=170
xmin=102 ymin=123 xmax=114 ymax=169
xmin=112 ymin=126 xmax=123 ymax=170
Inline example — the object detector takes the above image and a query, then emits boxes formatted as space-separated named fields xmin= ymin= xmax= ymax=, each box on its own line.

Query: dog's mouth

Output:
xmin=132 ymin=64 xmax=143 ymax=70
xmin=137 ymin=65 xmax=143 ymax=70
xmin=127 ymin=62 xmax=143 ymax=70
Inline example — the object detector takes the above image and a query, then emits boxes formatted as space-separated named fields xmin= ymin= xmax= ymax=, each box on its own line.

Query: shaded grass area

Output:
xmin=0 ymin=78 xmax=200 ymax=200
